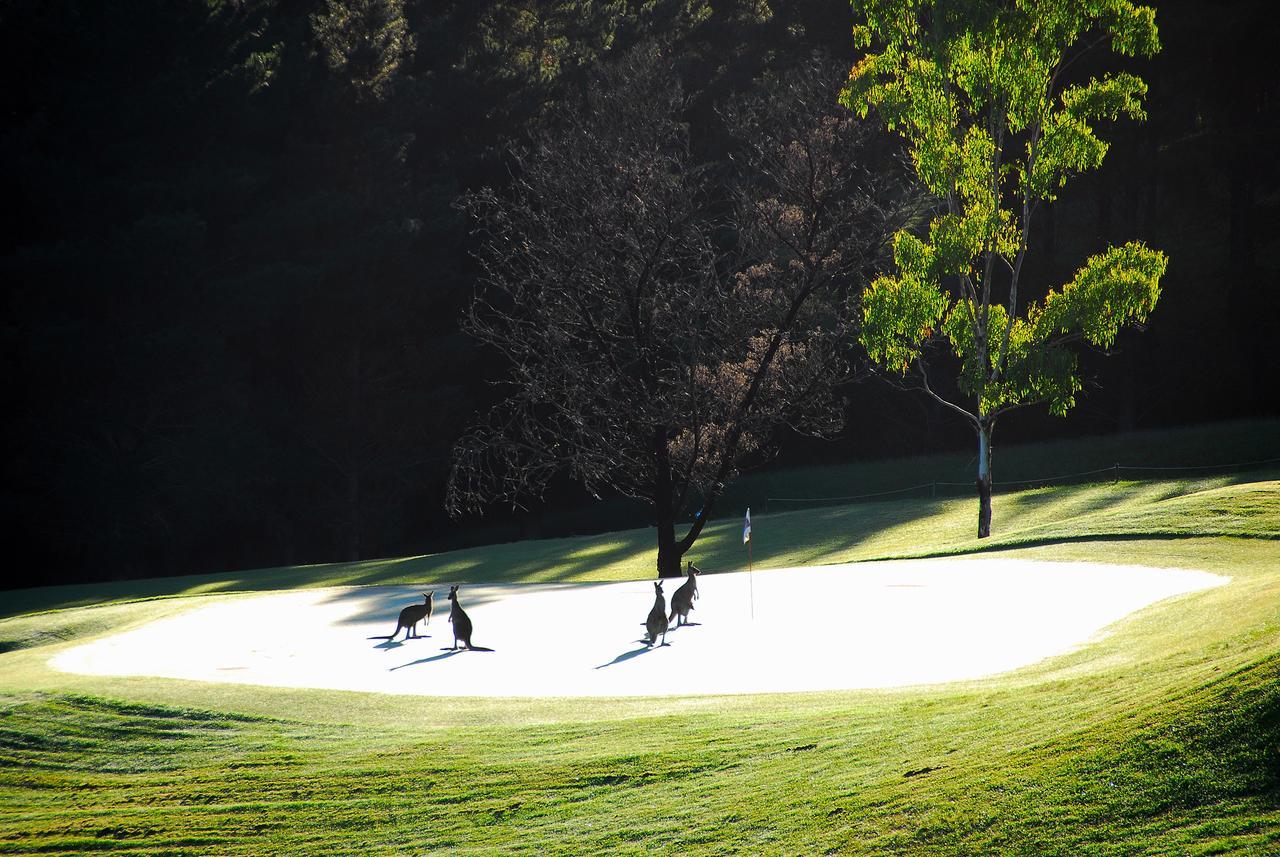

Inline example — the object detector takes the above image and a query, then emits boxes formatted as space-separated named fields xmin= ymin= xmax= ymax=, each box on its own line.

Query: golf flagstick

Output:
xmin=744 ymin=507 xmax=753 ymax=619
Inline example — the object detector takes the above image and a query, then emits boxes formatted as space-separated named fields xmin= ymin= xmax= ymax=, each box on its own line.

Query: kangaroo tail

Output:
xmin=467 ymin=645 xmax=495 ymax=652
xmin=668 ymin=608 xmax=677 ymax=622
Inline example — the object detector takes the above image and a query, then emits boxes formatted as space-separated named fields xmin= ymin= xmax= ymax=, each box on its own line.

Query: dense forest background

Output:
xmin=2 ymin=0 xmax=1277 ymax=587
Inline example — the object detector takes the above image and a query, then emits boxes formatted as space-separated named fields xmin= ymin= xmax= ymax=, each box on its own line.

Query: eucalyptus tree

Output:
xmin=841 ymin=0 xmax=1168 ymax=537
xmin=448 ymin=50 xmax=913 ymax=577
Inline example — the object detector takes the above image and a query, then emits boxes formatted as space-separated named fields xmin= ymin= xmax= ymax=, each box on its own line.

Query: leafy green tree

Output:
xmin=841 ymin=0 xmax=1168 ymax=537
xmin=312 ymin=0 xmax=415 ymax=103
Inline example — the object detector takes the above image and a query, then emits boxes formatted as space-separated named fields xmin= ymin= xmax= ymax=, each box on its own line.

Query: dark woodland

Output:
xmin=2 ymin=0 xmax=1277 ymax=588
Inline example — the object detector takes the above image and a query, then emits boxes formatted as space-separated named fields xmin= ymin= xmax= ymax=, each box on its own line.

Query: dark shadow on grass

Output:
xmin=894 ymin=531 xmax=1223 ymax=563
xmin=314 ymin=588 xmax=489 ymax=629
xmin=325 ymin=581 xmax=613 ymax=628
xmin=6 ymin=453 xmax=1273 ymax=619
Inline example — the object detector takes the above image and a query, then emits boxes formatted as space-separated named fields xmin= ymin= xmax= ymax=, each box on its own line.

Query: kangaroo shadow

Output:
xmin=369 ymin=635 xmax=434 ymax=650
xmin=595 ymin=641 xmax=668 ymax=670
xmin=389 ymin=649 xmax=463 ymax=671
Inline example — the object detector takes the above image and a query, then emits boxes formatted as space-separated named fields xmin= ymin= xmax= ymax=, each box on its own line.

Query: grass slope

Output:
xmin=0 ymin=460 xmax=1277 ymax=853
xmin=4 ymin=471 xmax=1276 ymax=619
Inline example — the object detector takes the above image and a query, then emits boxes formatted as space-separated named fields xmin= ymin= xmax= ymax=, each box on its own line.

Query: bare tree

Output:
xmin=448 ymin=48 xmax=915 ymax=577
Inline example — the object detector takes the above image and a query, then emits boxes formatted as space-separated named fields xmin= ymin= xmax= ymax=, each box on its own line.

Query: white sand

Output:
xmin=50 ymin=558 xmax=1225 ymax=698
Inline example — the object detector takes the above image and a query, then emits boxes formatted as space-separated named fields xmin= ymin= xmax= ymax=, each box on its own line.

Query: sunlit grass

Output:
xmin=4 ymin=473 xmax=1276 ymax=619
xmin=0 ymin=536 xmax=1275 ymax=854
xmin=0 ymin=443 xmax=1277 ymax=854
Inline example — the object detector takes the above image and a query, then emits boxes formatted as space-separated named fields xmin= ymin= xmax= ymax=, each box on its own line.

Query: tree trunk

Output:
xmin=655 ymin=510 xmax=685 ymax=578
xmin=976 ymin=421 xmax=993 ymax=539
xmin=653 ymin=430 xmax=686 ymax=578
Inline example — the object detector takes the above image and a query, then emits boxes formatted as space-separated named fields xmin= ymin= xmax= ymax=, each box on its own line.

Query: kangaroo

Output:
xmin=668 ymin=562 xmax=700 ymax=627
xmin=447 ymin=585 xmax=494 ymax=651
xmin=645 ymin=580 xmax=669 ymax=647
xmin=372 ymin=591 xmax=434 ymax=641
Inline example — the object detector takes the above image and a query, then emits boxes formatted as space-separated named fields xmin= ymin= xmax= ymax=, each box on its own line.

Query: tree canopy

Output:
xmin=1 ymin=0 xmax=1275 ymax=587
xmin=842 ymin=0 xmax=1168 ymax=536
xmin=449 ymin=49 xmax=915 ymax=576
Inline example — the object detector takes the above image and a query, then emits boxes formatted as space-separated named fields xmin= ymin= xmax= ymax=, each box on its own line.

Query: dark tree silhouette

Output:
xmin=448 ymin=49 xmax=916 ymax=576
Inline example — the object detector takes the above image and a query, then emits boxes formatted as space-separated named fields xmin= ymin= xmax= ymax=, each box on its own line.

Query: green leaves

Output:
xmin=1026 ymin=73 xmax=1149 ymax=201
xmin=930 ymin=240 xmax=1165 ymax=417
xmin=943 ymin=300 xmax=1083 ymax=416
xmin=861 ymin=234 xmax=950 ymax=373
xmin=311 ymin=0 xmax=415 ymax=103
xmin=1102 ymin=0 xmax=1161 ymax=56
xmin=848 ymin=0 xmax=1165 ymax=424
xmin=842 ymin=1 xmax=1160 ymax=194
xmin=1034 ymin=242 xmax=1167 ymax=349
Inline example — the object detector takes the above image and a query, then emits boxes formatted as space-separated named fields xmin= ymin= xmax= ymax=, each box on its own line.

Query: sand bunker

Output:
xmin=50 ymin=558 xmax=1225 ymax=697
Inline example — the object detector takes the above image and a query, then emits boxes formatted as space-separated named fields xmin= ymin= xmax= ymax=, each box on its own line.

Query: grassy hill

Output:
xmin=0 ymin=430 xmax=1277 ymax=853
xmin=4 ymin=467 xmax=1276 ymax=620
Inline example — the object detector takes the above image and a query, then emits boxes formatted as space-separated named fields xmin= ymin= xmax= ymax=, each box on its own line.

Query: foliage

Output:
xmin=1 ymin=0 xmax=1277 ymax=586
xmin=449 ymin=49 xmax=913 ymax=575
xmin=841 ymin=0 xmax=1170 ymax=535
xmin=312 ymin=0 xmax=415 ymax=102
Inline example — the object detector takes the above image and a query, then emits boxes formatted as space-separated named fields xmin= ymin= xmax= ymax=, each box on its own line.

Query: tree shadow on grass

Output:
xmin=327 ymin=589 xmax=499 ymax=628
xmin=11 ymin=462 xmax=1273 ymax=620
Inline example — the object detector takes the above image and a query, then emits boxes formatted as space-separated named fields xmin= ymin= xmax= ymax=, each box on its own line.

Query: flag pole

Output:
xmin=744 ymin=507 xmax=754 ymax=620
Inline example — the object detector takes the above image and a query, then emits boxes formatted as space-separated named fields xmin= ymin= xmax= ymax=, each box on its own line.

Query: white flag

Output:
xmin=743 ymin=507 xmax=751 ymax=544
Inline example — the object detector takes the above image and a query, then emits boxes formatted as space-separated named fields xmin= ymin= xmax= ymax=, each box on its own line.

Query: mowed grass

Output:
xmin=4 ymin=470 xmax=1277 ymax=619
xmin=0 ymin=536 xmax=1276 ymax=854
xmin=0 ymin=429 xmax=1277 ymax=853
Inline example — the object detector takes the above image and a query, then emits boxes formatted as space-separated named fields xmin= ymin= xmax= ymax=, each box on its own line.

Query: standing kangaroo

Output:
xmin=668 ymin=562 xmax=700 ymax=627
xmin=372 ymin=592 xmax=434 ymax=641
xmin=645 ymin=580 xmax=670 ymax=647
xmin=447 ymin=585 xmax=494 ymax=652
